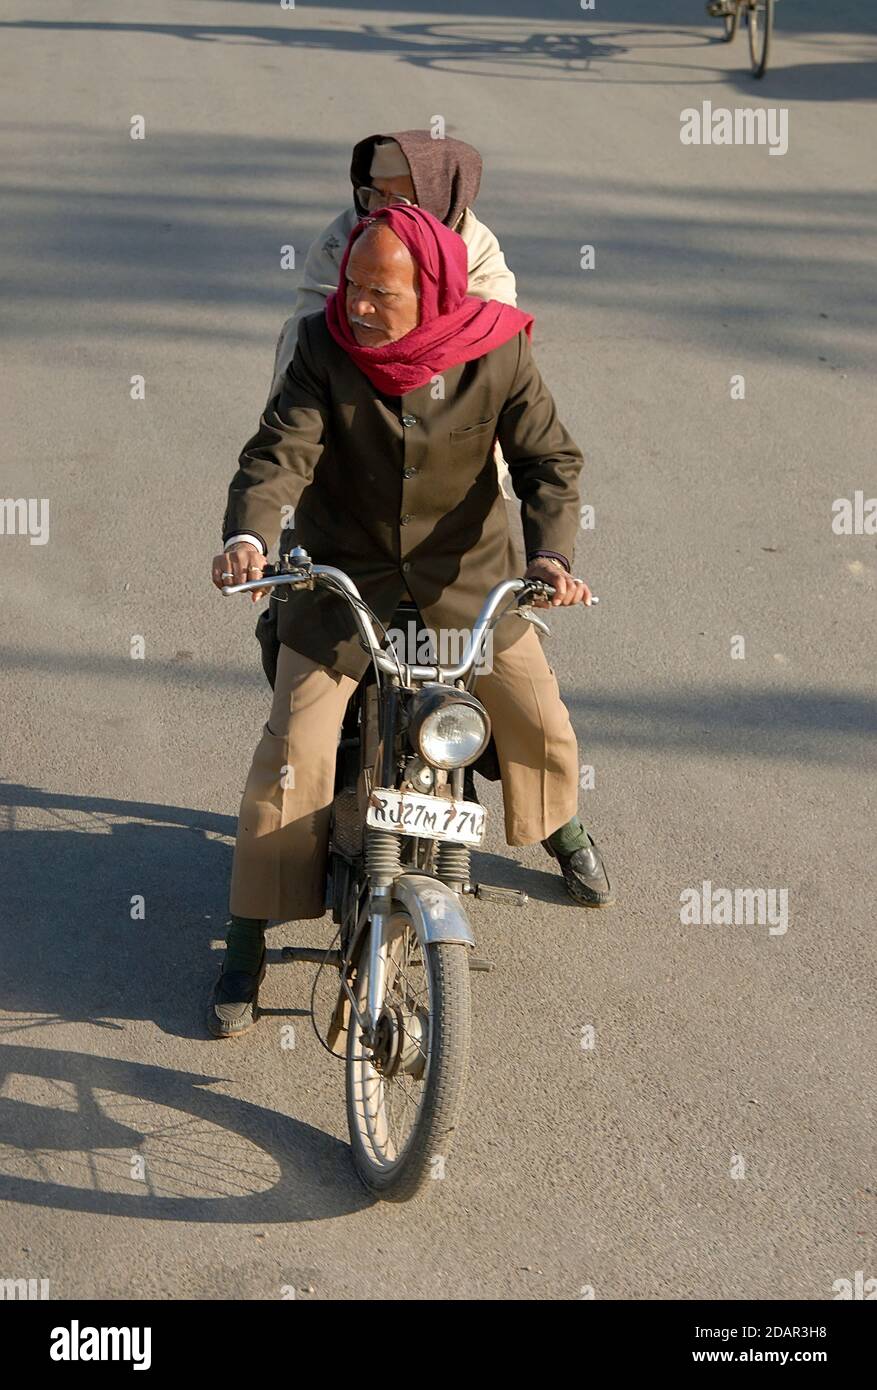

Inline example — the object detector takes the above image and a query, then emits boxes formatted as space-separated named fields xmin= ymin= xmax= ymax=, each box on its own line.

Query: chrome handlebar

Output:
xmin=223 ymin=555 xmax=597 ymax=683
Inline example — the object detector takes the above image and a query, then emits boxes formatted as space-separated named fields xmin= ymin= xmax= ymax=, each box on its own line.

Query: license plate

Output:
xmin=366 ymin=789 xmax=486 ymax=845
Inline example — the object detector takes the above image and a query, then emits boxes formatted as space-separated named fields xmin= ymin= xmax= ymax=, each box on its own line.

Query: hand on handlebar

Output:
xmin=211 ymin=542 xmax=269 ymax=601
xmin=524 ymin=557 xmax=592 ymax=608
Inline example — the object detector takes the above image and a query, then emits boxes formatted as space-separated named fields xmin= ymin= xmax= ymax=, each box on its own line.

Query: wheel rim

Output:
xmin=348 ymin=911 xmax=432 ymax=1172
xmin=748 ymin=0 xmax=770 ymax=72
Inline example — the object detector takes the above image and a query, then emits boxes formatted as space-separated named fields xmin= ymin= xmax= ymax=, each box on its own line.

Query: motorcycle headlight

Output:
xmin=408 ymin=687 xmax=491 ymax=771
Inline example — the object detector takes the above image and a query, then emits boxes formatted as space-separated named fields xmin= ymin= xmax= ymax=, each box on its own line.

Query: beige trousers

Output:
xmin=229 ymin=622 xmax=580 ymax=921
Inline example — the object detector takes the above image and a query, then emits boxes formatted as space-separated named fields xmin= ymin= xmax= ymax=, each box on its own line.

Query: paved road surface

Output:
xmin=1 ymin=0 xmax=874 ymax=1299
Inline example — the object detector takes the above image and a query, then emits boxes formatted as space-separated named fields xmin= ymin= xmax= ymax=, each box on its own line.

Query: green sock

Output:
xmin=548 ymin=815 xmax=589 ymax=856
xmin=224 ymin=915 xmax=267 ymax=974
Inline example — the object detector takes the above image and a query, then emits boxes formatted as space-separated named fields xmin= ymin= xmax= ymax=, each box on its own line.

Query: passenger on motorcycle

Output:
xmin=267 ymin=129 xmax=517 ymax=400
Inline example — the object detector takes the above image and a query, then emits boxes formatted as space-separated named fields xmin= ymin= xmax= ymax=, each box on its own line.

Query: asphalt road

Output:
xmin=1 ymin=0 xmax=874 ymax=1300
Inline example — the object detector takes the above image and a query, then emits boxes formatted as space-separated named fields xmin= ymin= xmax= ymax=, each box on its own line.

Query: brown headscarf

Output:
xmin=349 ymin=130 xmax=483 ymax=229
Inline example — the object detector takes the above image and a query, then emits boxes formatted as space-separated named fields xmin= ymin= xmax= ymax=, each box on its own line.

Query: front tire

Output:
xmin=346 ymin=909 xmax=471 ymax=1202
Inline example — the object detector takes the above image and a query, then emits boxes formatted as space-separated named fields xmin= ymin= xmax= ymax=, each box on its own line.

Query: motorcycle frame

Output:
xmin=224 ymin=553 xmax=561 ymax=1033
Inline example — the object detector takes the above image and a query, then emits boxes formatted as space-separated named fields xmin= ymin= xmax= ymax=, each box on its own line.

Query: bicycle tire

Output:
xmin=748 ymin=0 xmax=774 ymax=78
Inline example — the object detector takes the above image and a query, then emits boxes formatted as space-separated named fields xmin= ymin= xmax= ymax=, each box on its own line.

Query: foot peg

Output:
xmin=281 ymin=946 xmax=343 ymax=966
xmin=464 ymin=883 xmax=528 ymax=906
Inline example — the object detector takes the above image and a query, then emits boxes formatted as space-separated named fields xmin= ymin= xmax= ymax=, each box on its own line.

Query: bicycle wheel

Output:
xmin=748 ymin=0 xmax=774 ymax=78
xmin=345 ymin=906 xmax=471 ymax=1201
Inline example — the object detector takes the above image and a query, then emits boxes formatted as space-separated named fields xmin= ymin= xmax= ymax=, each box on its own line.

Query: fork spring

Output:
xmin=436 ymin=842 xmax=470 ymax=887
xmin=365 ymin=828 xmax=402 ymax=885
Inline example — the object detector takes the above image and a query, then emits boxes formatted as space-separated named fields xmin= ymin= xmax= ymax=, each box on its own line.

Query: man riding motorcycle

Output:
xmin=209 ymin=204 xmax=614 ymax=1040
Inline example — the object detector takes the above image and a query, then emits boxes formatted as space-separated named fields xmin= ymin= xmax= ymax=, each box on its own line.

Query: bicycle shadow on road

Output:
xmin=0 ymin=782 xmax=377 ymax=1222
xmin=0 ymin=1042 xmax=367 ymax=1223
xmin=3 ymin=9 xmax=875 ymax=93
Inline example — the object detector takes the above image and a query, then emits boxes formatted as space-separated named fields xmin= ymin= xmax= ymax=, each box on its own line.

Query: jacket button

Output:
xmin=403 ymin=467 xmax=417 ymax=478
xmin=401 ymin=414 xmax=417 ymax=428
xmin=401 ymin=562 xmax=411 ymax=573
xmin=400 ymin=513 xmax=412 ymax=524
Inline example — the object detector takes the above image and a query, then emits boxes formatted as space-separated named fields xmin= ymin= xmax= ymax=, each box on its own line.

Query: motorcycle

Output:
xmin=224 ymin=546 xmax=576 ymax=1201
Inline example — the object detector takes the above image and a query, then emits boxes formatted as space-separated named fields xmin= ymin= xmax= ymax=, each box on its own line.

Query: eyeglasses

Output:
xmin=356 ymin=187 xmax=415 ymax=212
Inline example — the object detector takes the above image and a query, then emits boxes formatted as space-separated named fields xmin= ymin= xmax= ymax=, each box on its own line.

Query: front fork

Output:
xmin=338 ymin=832 xmax=478 ymax=1051
xmin=366 ymin=893 xmax=391 ymax=1030
xmin=363 ymin=828 xmax=402 ymax=1032
xmin=362 ymin=688 xmax=403 ymax=1032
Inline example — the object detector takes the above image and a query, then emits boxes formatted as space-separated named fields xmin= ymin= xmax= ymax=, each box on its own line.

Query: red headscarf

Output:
xmin=325 ymin=204 xmax=533 ymax=396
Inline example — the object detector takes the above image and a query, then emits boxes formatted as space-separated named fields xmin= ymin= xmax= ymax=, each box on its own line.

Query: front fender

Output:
xmin=392 ymin=873 xmax=476 ymax=948
xmin=326 ymin=874 xmax=474 ymax=1054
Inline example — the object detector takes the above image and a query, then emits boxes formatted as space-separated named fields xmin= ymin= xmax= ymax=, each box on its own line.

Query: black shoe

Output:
xmin=206 ymin=949 xmax=267 ymax=1039
xmin=542 ymin=834 xmax=615 ymax=908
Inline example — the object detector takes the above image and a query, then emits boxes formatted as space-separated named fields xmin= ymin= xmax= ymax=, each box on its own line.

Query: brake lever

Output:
xmin=516 ymin=606 xmax=552 ymax=637
xmin=518 ymin=579 xmax=600 ymax=607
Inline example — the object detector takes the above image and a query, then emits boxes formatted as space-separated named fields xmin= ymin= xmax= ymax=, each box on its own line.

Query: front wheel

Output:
xmin=747 ymin=0 xmax=773 ymax=77
xmin=346 ymin=907 xmax=471 ymax=1201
